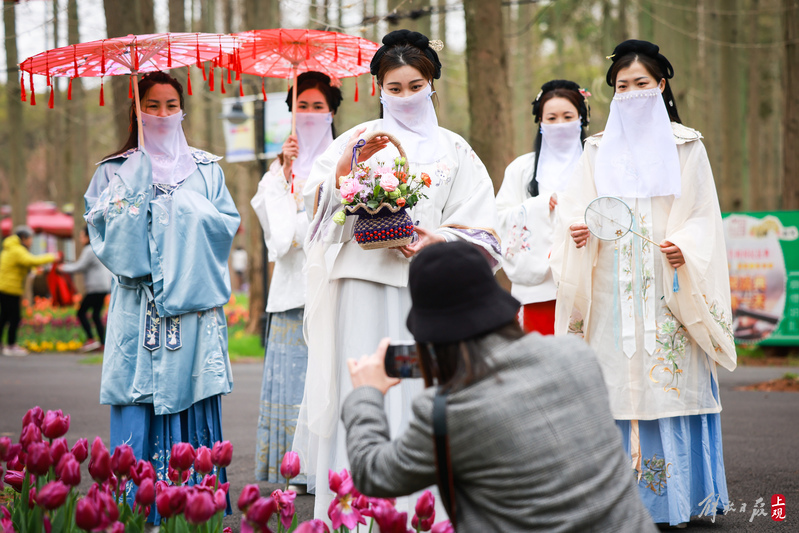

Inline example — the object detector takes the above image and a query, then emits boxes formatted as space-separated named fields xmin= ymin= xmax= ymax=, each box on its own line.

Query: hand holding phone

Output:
xmin=384 ymin=342 xmax=423 ymax=379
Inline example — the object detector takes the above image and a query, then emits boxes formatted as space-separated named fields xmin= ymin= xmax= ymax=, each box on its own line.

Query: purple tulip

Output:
xmin=26 ymin=442 xmax=52 ymax=477
xmin=280 ymin=451 xmax=301 ymax=480
xmin=88 ymin=437 xmax=111 ymax=483
xmin=3 ymin=470 xmax=25 ymax=492
xmin=20 ymin=423 xmax=42 ymax=451
xmin=49 ymin=437 xmax=69 ymax=466
xmin=110 ymin=522 xmax=125 ymax=533
xmin=167 ymin=463 xmax=190 ymax=485
xmin=246 ymin=496 xmax=278 ymax=526
xmin=211 ymin=440 xmax=233 ymax=468
xmin=156 ymin=485 xmax=187 ymax=518
xmin=130 ymin=459 xmax=156 ymax=486
xmin=194 ymin=446 xmax=214 ymax=475
xmin=0 ymin=437 xmax=12 ymax=461
xmin=22 ymin=406 xmax=44 ymax=430
xmin=430 ymin=520 xmax=455 ymax=533
xmin=57 ymin=454 xmax=81 ymax=487
xmin=36 ymin=481 xmax=70 ymax=510
xmin=214 ymin=488 xmax=228 ymax=513
xmin=169 ymin=442 xmax=196 ymax=472
xmin=135 ymin=478 xmax=156 ymax=506
xmin=41 ymin=410 xmax=70 ymax=440
xmin=75 ymin=498 xmax=101 ymax=532
xmin=184 ymin=489 xmax=216 ymax=525
xmin=111 ymin=444 xmax=136 ymax=478
xmin=237 ymin=484 xmax=260 ymax=512
xmin=295 ymin=520 xmax=331 ymax=533
xmin=71 ymin=438 xmax=88 ymax=463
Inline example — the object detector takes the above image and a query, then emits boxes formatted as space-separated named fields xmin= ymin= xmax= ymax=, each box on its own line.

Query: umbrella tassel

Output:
xmin=47 ymin=73 xmax=51 ymax=87
xmin=187 ymin=69 xmax=193 ymax=95
xmin=371 ymin=76 xmax=375 ymax=96
xmin=227 ymin=67 xmax=232 ymax=85
xmin=239 ymin=78 xmax=244 ymax=97
xmin=100 ymin=81 xmax=105 ymax=106
xmin=235 ymin=49 xmax=241 ymax=80
xmin=168 ymin=37 xmax=173 ymax=68
xmin=48 ymin=86 xmax=54 ymax=108
xmin=221 ymin=74 xmax=226 ymax=94
xmin=68 ymin=78 xmax=73 ymax=100
xmin=354 ymin=80 xmax=359 ymax=102
xmin=101 ymin=41 xmax=106 ymax=76
xmin=262 ymin=78 xmax=267 ymax=101
xmin=133 ymin=40 xmax=139 ymax=71
xmin=201 ymin=61 xmax=207 ymax=81
xmin=209 ymin=67 xmax=215 ymax=92
xmin=334 ymin=40 xmax=338 ymax=61
xmin=20 ymin=74 xmax=26 ymax=102
xmin=196 ymin=36 xmax=201 ymax=65
xmin=128 ymin=76 xmax=133 ymax=99
xmin=357 ymin=46 xmax=362 ymax=66
xmin=30 ymin=72 xmax=35 ymax=106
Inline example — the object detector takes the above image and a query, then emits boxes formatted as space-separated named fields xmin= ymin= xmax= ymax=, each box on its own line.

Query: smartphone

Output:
xmin=384 ymin=342 xmax=423 ymax=379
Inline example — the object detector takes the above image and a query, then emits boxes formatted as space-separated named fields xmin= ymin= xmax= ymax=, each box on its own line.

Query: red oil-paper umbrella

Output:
xmin=219 ymin=29 xmax=379 ymax=136
xmin=18 ymin=32 xmax=241 ymax=150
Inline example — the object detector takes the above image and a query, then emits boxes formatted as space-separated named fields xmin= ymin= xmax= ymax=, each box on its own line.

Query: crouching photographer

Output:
xmin=342 ymin=241 xmax=656 ymax=532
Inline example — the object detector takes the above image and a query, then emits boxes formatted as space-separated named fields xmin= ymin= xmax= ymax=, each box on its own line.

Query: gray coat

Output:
xmin=59 ymin=245 xmax=112 ymax=294
xmin=342 ymin=333 xmax=657 ymax=532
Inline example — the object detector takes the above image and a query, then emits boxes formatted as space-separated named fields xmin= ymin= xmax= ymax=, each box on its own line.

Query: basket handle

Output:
xmin=350 ymin=130 xmax=410 ymax=175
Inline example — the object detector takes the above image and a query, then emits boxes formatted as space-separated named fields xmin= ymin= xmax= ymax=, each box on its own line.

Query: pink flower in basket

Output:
xmin=340 ymin=178 xmax=365 ymax=203
xmin=380 ymin=174 xmax=400 ymax=192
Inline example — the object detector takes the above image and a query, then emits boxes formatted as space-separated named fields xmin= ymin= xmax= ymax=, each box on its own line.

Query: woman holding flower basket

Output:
xmin=294 ymin=29 xmax=501 ymax=522
xmin=250 ymin=71 xmax=342 ymax=487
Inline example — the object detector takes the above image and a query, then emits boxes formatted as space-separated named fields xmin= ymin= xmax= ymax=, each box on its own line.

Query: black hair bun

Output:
xmin=370 ymin=29 xmax=442 ymax=80
xmin=605 ymin=39 xmax=674 ymax=86
xmin=539 ymin=79 xmax=581 ymax=95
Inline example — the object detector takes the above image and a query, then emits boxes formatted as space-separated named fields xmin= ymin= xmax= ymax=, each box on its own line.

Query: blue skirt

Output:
xmin=255 ymin=308 xmax=308 ymax=483
xmin=616 ymin=413 xmax=729 ymax=526
xmin=110 ymin=395 xmax=232 ymax=525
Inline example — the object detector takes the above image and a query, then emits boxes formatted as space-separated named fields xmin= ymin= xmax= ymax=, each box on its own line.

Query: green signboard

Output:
xmin=722 ymin=211 xmax=799 ymax=346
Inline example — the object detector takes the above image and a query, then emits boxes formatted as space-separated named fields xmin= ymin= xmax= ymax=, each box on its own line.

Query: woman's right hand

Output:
xmin=570 ymin=223 xmax=590 ymax=248
xmin=335 ymin=127 xmax=390 ymax=187
xmin=282 ymin=135 xmax=299 ymax=182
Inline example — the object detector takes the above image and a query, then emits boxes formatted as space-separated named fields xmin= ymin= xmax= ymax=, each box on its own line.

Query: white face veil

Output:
xmin=594 ymin=87 xmax=681 ymax=198
xmin=140 ymin=111 xmax=197 ymax=186
xmin=292 ymin=112 xmax=334 ymax=182
xmin=380 ymin=84 xmax=440 ymax=164
xmin=536 ymin=120 xmax=584 ymax=192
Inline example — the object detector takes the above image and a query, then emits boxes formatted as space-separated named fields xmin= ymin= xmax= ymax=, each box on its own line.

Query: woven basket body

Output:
xmin=346 ymin=203 xmax=414 ymax=250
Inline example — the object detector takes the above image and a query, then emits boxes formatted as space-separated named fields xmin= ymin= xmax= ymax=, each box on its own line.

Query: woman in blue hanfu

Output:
xmin=294 ymin=30 xmax=502 ymax=522
xmin=551 ymin=40 xmax=736 ymax=527
xmin=84 ymin=71 xmax=239 ymax=523
xmin=250 ymin=71 xmax=342 ymax=487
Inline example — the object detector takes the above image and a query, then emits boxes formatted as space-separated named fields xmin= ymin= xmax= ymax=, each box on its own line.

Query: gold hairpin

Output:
xmin=606 ymin=53 xmax=615 ymax=60
xmin=429 ymin=40 xmax=444 ymax=52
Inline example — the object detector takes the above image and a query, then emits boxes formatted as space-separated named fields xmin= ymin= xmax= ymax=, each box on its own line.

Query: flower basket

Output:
xmin=338 ymin=131 xmax=430 ymax=250
xmin=345 ymin=202 xmax=415 ymax=250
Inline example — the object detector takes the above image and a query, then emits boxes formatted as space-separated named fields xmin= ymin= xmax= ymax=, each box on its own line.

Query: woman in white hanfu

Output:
xmin=496 ymin=80 xmax=588 ymax=335
xmin=250 ymin=72 xmax=342 ymax=486
xmin=294 ymin=29 xmax=501 ymax=521
xmin=550 ymin=40 xmax=736 ymax=527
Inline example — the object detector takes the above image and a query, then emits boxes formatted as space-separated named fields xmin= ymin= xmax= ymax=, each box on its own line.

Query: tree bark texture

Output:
xmin=784 ymin=0 xmax=799 ymax=208
xmin=463 ymin=0 xmax=514 ymax=192
xmin=4 ymin=2 xmax=26 ymax=226
xmin=66 ymin=0 xmax=88 ymax=243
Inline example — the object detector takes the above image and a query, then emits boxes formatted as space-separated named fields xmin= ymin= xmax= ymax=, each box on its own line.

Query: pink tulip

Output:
xmin=156 ymin=485 xmax=187 ymax=518
xmin=89 ymin=437 xmax=112 ymax=483
xmin=28 ymin=487 xmax=37 ymax=508
xmin=327 ymin=488 xmax=366 ymax=530
xmin=75 ymin=498 xmax=101 ymax=531
xmin=295 ymin=519 xmax=330 ymax=533
xmin=71 ymin=438 xmax=88 ymax=463
xmin=169 ymin=442 xmax=196 ymax=472
xmin=195 ymin=445 xmax=214 ymax=475
xmin=20 ymin=423 xmax=42 ymax=451
xmin=130 ymin=459 xmax=156 ymax=486
xmin=214 ymin=488 xmax=228 ymax=513
xmin=246 ymin=496 xmax=278 ymax=526
xmin=184 ymin=489 xmax=216 ymax=524
xmin=0 ymin=437 xmax=12 ymax=461
xmin=430 ymin=520 xmax=455 ymax=533
xmin=22 ymin=406 xmax=44 ymax=429
xmin=223 ymin=528 xmax=233 ymax=533
xmin=26 ymin=441 xmax=52 ymax=476
xmin=135 ymin=478 xmax=156 ymax=506
xmin=272 ymin=489 xmax=297 ymax=530
xmin=369 ymin=499 xmax=409 ymax=533
xmin=57 ymin=454 xmax=81 ymax=487
xmin=238 ymin=484 xmax=261 ymax=512
xmin=111 ymin=444 xmax=136 ymax=478
xmin=167 ymin=463 xmax=190 ymax=485
xmin=36 ymin=480 xmax=70 ymax=510
xmin=110 ymin=522 xmax=125 ymax=533
xmin=49 ymin=437 xmax=69 ymax=466
xmin=280 ymin=451 xmax=301 ymax=480
xmin=211 ymin=440 xmax=233 ymax=468
xmin=7 ymin=453 xmax=24 ymax=472
xmin=41 ymin=410 xmax=70 ymax=440
xmin=3 ymin=470 xmax=25 ymax=492
xmin=412 ymin=489 xmax=436 ymax=530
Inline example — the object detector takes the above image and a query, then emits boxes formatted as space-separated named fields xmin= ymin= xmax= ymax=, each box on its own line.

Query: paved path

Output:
xmin=1 ymin=355 xmax=797 ymax=531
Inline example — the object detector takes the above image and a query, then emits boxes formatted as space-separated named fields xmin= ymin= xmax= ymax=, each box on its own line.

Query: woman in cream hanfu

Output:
xmin=551 ymin=40 xmax=736 ymax=527
xmin=496 ymin=80 xmax=588 ymax=334
xmin=295 ymin=29 xmax=501 ymax=521
xmin=250 ymin=71 xmax=342 ymax=486
xmin=84 ymin=72 xmax=239 ymax=524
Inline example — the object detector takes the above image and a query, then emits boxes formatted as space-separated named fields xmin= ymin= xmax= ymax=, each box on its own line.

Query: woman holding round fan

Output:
xmin=550 ymin=40 xmax=735 ymax=527
xmin=496 ymin=80 xmax=589 ymax=335
xmin=250 ymin=71 xmax=342 ymax=486
xmin=295 ymin=30 xmax=501 ymax=521
xmin=84 ymin=71 xmax=239 ymax=525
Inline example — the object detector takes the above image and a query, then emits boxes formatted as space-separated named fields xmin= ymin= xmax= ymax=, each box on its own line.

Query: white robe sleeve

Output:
xmin=251 ymin=159 xmax=303 ymax=261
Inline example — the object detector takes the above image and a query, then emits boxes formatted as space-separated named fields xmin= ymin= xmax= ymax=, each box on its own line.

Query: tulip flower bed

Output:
xmin=2 ymin=406 xmax=454 ymax=533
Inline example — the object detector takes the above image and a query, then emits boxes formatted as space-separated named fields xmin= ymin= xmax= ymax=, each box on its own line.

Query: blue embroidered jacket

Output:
xmin=84 ymin=149 xmax=240 ymax=415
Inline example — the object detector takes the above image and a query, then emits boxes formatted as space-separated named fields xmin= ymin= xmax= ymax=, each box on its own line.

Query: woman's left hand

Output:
xmin=394 ymin=226 xmax=446 ymax=259
xmin=347 ymin=337 xmax=401 ymax=395
xmin=660 ymin=240 xmax=685 ymax=268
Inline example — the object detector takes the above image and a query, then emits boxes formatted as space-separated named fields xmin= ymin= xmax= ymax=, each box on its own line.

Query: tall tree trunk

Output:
xmin=169 ymin=0 xmax=186 ymax=32
xmin=718 ymin=0 xmax=743 ymax=211
xmin=4 ymin=2 xmax=26 ymax=226
xmin=745 ymin=0 xmax=761 ymax=210
xmin=637 ymin=0 xmax=654 ymax=40
xmin=66 ymin=0 xmax=88 ymax=244
xmin=784 ymin=0 xmax=799 ymax=208
xmin=463 ymin=0 xmax=514 ymax=192
xmin=48 ymin=0 xmax=63 ymax=203
xmin=103 ymin=0 xmax=137 ymax=146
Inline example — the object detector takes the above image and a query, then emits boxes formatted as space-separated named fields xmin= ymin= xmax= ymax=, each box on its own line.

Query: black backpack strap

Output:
xmin=433 ymin=387 xmax=457 ymax=529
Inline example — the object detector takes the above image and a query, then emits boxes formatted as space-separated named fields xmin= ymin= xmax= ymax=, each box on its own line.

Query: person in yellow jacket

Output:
xmin=0 ymin=226 xmax=57 ymax=356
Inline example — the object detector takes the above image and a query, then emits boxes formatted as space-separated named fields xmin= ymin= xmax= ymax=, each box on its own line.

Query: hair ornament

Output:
xmin=579 ymin=88 xmax=592 ymax=99
xmin=605 ymin=53 xmax=615 ymax=60
xmin=429 ymin=40 xmax=444 ymax=52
